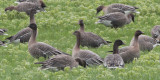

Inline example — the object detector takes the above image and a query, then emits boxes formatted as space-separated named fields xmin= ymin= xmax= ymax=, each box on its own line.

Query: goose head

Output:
xmin=135 ymin=30 xmax=144 ymax=37
xmin=40 ymin=0 xmax=46 ymax=9
xmin=114 ymin=40 xmax=125 ymax=46
xmin=96 ymin=5 xmax=104 ymax=15
xmin=5 ymin=6 xmax=15 ymax=11
xmin=28 ymin=23 xmax=37 ymax=30
xmin=73 ymin=31 xmax=80 ymax=36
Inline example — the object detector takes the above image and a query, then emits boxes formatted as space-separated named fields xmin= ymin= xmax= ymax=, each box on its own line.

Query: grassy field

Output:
xmin=0 ymin=0 xmax=160 ymax=80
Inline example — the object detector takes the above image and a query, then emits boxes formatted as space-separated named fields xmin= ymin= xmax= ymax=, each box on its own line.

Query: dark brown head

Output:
xmin=28 ymin=23 xmax=37 ymax=30
xmin=75 ymin=58 xmax=86 ymax=68
xmin=114 ymin=40 xmax=125 ymax=46
xmin=73 ymin=31 xmax=80 ymax=36
xmin=40 ymin=0 xmax=46 ymax=8
xmin=96 ymin=5 xmax=104 ymax=15
xmin=78 ymin=20 xmax=84 ymax=27
xmin=5 ymin=6 xmax=15 ymax=11
xmin=135 ymin=30 xmax=144 ymax=37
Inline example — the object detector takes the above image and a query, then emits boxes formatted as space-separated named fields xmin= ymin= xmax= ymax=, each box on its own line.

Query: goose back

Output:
xmin=35 ymin=54 xmax=79 ymax=71
xmin=96 ymin=12 xmax=127 ymax=28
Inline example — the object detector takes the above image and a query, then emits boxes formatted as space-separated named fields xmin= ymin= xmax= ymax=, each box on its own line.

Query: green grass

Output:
xmin=0 ymin=0 xmax=160 ymax=80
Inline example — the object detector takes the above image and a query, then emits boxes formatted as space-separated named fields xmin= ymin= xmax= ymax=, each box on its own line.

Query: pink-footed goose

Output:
xmin=78 ymin=20 xmax=111 ymax=48
xmin=35 ymin=54 xmax=86 ymax=71
xmin=104 ymin=40 xmax=125 ymax=69
xmin=151 ymin=25 xmax=160 ymax=43
xmin=72 ymin=31 xmax=103 ymax=66
xmin=95 ymin=12 xmax=133 ymax=28
xmin=119 ymin=30 xmax=144 ymax=63
xmin=5 ymin=1 xmax=46 ymax=15
xmin=6 ymin=9 xmax=37 ymax=43
xmin=96 ymin=3 xmax=139 ymax=15
xmin=130 ymin=35 xmax=157 ymax=51
xmin=28 ymin=23 xmax=69 ymax=59
xmin=0 ymin=29 xmax=8 ymax=35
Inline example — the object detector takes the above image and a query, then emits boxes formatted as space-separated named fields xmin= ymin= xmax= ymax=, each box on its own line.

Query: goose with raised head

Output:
xmin=35 ymin=54 xmax=86 ymax=71
xmin=6 ymin=9 xmax=36 ymax=43
xmin=104 ymin=40 xmax=124 ymax=69
xmin=5 ymin=1 xmax=46 ymax=15
xmin=151 ymin=25 xmax=160 ymax=43
xmin=28 ymin=23 xmax=69 ymax=59
xmin=78 ymin=20 xmax=111 ymax=48
xmin=130 ymin=35 xmax=157 ymax=51
xmin=96 ymin=3 xmax=139 ymax=15
xmin=119 ymin=30 xmax=144 ymax=63
xmin=95 ymin=12 xmax=133 ymax=28
xmin=72 ymin=31 xmax=103 ymax=66
xmin=0 ymin=29 xmax=8 ymax=35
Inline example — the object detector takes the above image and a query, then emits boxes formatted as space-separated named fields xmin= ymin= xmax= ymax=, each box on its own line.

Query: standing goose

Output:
xmin=5 ymin=1 xmax=46 ymax=15
xmin=35 ymin=54 xmax=86 ymax=71
xmin=130 ymin=35 xmax=157 ymax=51
xmin=72 ymin=31 xmax=103 ymax=66
xmin=95 ymin=12 xmax=133 ymax=28
xmin=78 ymin=20 xmax=111 ymax=48
xmin=104 ymin=40 xmax=125 ymax=68
xmin=28 ymin=23 xmax=69 ymax=59
xmin=96 ymin=3 xmax=139 ymax=15
xmin=6 ymin=9 xmax=37 ymax=43
xmin=0 ymin=29 xmax=8 ymax=35
xmin=119 ymin=30 xmax=144 ymax=63
xmin=151 ymin=25 xmax=160 ymax=43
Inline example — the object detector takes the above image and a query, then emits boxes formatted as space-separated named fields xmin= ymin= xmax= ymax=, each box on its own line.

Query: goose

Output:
xmin=14 ymin=0 xmax=46 ymax=9
xmin=119 ymin=30 xmax=144 ymax=63
xmin=151 ymin=25 xmax=160 ymax=43
xmin=78 ymin=20 xmax=111 ymax=48
xmin=72 ymin=30 xmax=103 ymax=66
xmin=6 ymin=9 xmax=37 ymax=43
xmin=130 ymin=35 xmax=157 ymax=51
xmin=95 ymin=12 xmax=133 ymax=28
xmin=35 ymin=54 xmax=86 ymax=71
xmin=96 ymin=3 xmax=139 ymax=15
xmin=5 ymin=1 xmax=46 ymax=15
xmin=0 ymin=29 xmax=8 ymax=35
xmin=104 ymin=40 xmax=125 ymax=69
xmin=28 ymin=23 xmax=69 ymax=59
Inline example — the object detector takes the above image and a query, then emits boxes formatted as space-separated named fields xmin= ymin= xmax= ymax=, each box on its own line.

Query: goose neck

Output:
xmin=113 ymin=44 xmax=119 ymax=54
xmin=29 ymin=29 xmax=37 ymax=46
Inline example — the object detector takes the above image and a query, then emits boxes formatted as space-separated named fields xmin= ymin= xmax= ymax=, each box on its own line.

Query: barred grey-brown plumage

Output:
xmin=151 ymin=25 xmax=160 ymax=42
xmin=78 ymin=20 xmax=111 ymax=47
xmin=72 ymin=31 xmax=103 ymax=66
xmin=119 ymin=30 xmax=143 ymax=63
xmin=104 ymin=40 xmax=124 ymax=68
xmin=130 ymin=35 xmax=156 ymax=51
xmin=35 ymin=54 xmax=79 ymax=71
xmin=96 ymin=12 xmax=128 ymax=28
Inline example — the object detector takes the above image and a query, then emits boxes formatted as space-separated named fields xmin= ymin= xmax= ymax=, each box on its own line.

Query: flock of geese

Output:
xmin=1 ymin=0 xmax=160 ymax=71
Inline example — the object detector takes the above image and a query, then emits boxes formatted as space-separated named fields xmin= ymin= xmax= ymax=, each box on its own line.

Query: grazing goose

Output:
xmin=28 ymin=23 xmax=69 ymax=59
xmin=5 ymin=1 xmax=46 ymax=15
xmin=130 ymin=35 xmax=157 ymax=51
xmin=96 ymin=3 xmax=139 ymax=15
xmin=95 ymin=12 xmax=133 ymax=28
xmin=151 ymin=25 xmax=160 ymax=42
xmin=78 ymin=20 xmax=111 ymax=48
xmin=72 ymin=31 xmax=103 ymax=66
xmin=35 ymin=54 xmax=86 ymax=71
xmin=6 ymin=9 xmax=37 ymax=43
xmin=104 ymin=40 xmax=125 ymax=69
xmin=119 ymin=30 xmax=144 ymax=63
xmin=0 ymin=29 xmax=8 ymax=35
